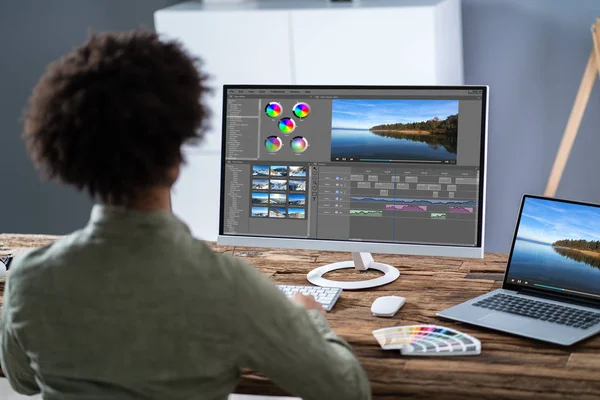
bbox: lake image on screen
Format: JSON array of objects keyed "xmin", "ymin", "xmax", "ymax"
[
  {"xmin": 508, "ymin": 197, "xmax": 600, "ymax": 295},
  {"xmin": 330, "ymin": 99, "xmax": 459, "ymax": 161}
]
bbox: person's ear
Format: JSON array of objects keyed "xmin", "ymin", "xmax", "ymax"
[{"xmin": 168, "ymin": 163, "xmax": 180, "ymax": 185}]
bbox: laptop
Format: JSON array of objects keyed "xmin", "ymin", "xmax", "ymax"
[{"xmin": 437, "ymin": 194, "xmax": 600, "ymax": 346}]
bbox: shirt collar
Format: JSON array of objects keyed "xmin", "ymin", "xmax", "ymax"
[{"xmin": 87, "ymin": 204, "xmax": 191, "ymax": 234}]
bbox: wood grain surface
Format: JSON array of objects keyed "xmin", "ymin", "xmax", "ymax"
[{"xmin": 1, "ymin": 234, "xmax": 600, "ymax": 399}]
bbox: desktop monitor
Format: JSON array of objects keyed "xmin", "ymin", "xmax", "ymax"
[{"xmin": 218, "ymin": 85, "xmax": 489, "ymax": 289}]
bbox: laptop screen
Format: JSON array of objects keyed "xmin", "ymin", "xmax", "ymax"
[{"xmin": 505, "ymin": 196, "xmax": 600, "ymax": 301}]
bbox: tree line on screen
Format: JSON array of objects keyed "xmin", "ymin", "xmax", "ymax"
[
  {"xmin": 370, "ymin": 114, "xmax": 458, "ymax": 135},
  {"xmin": 552, "ymin": 239, "xmax": 600, "ymax": 251}
]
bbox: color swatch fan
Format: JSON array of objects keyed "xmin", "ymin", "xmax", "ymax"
[{"xmin": 372, "ymin": 325, "xmax": 481, "ymax": 356}]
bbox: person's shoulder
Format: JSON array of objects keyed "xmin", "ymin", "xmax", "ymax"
[
  {"xmin": 9, "ymin": 243, "xmax": 52, "ymax": 278},
  {"xmin": 188, "ymin": 239, "xmax": 259, "ymax": 281},
  {"xmin": 192, "ymin": 239, "xmax": 241, "ymax": 267},
  {"xmin": 8, "ymin": 232, "xmax": 84, "ymax": 283}
]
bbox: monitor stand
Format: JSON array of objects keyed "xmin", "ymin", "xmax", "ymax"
[{"xmin": 306, "ymin": 252, "xmax": 400, "ymax": 290}]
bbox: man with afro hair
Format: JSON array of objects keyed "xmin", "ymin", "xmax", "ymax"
[{"xmin": 0, "ymin": 30, "xmax": 370, "ymax": 400}]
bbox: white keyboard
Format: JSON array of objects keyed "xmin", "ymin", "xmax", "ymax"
[{"xmin": 277, "ymin": 285, "xmax": 342, "ymax": 312}]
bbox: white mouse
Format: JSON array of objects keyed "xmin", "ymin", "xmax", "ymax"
[{"xmin": 371, "ymin": 296, "xmax": 406, "ymax": 317}]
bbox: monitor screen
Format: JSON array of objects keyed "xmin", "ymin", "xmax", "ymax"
[
  {"xmin": 219, "ymin": 85, "xmax": 488, "ymax": 256},
  {"xmin": 505, "ymin": 196, "xmax": 600, "ymax": 301}
]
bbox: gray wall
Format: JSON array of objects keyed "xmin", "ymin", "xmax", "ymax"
[
  {"xmin": 0, "ymin": 0, "xmax": 182, "ymax": 234},
  {"xmin": 2, "ymin": 0, "xmax": 600, "ymax": 254},
  {"xmin": 463, "ymin": 0, "xmax": 600, "ymax": 252}
]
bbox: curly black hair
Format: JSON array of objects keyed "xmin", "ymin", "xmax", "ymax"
[{"xmin": 23, "ymin": 29, "xmax": 210, "ymax": 204}]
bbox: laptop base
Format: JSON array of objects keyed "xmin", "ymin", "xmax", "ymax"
[{"xmin": 437, "ymin": 289, "xmax": 600, "ymax": 346}]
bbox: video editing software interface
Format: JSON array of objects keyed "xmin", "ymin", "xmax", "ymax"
[
  {"xmin": 221, "ymin": 86, "xmax": 486, "ymax": 247},
  {"xmin": 506, "ymin": 197, "xmax": 600, "ymax": 300}
]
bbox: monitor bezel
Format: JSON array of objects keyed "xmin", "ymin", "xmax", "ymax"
[
  {"xmin": 218, "ymin": 84, "xmax": 489, "ymax": 258},
  {"xmin": 503, "ymin": 194, "xmax": 600, "ymax": 304}
]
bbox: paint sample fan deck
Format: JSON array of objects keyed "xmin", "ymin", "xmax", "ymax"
[{"xmin": 372, "ymin": 325, "xmax": 481, "ymax": 356}]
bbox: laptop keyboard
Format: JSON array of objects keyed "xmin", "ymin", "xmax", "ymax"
[{"xmin": 473, "ymin": 293, "xmax": 600, "ymax": 329}]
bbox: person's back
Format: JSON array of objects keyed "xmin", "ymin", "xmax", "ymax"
[{"xmin": 0, "ymin": 30, "xmax": 371, "ymax": 399}]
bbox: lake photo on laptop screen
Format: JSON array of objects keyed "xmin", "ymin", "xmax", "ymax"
[
  {"xmin": 509, "ymin": 197, "xmax": 600, "ymax": 295},
  {"xmin": 330, "ymin": 99, "xmax": 458, "ymax": 162}
]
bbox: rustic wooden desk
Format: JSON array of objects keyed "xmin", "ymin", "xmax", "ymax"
[{"xmin": 2, "ymin": 233, "xmax": 600, "ymax": 399}]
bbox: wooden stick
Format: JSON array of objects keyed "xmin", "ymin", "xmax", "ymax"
[
  {"xmin": 594, "ymin": 23, "xmax": 600, "ymax": 79},
  {"xmin": 543, "ymin": 47, "xmax": 598, "ymax": 197}
]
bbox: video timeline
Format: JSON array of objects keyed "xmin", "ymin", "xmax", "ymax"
[{"xmin": 348, "ymin": 198, "xmax": 477, "ymax": 220}]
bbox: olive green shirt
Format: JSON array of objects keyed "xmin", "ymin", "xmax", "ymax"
[{"xmin": 0, "ymin": 205, "xmax": 371, "ymax": 400}]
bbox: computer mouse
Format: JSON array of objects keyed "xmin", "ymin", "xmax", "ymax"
[{"xmin": 371, "ymin": 295, "xmax": 406, "ymax": 317}]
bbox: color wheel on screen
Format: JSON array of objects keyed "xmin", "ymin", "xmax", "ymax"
[
  {"xmin": 290, "ymin": 136, "xmax": 309, "ymax": 153},
  {"xmin": 265, "ymin": 136, "xmax": 283, "ymax": 152},
  {"xmin": 372, "ymin": 325, "xmax": 481, "ymax": 356},
  {"xmin": 292, "ymin": 102, "xmax": 311, "ymax": 119},
  {"xmin": 265, "ymin": 102, "xmax": 282, "ymax": 118},
  {"xmin": 279, "ymin": 117, "xmax": 296, "ymax": 133}
]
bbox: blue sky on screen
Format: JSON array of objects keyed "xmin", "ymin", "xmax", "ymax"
[
  {"xmin": 517, "ymin": 197, "xmax": 600, "ymax": 244},
  {"xmin": 331, "ymin": 99, "xmax": 459, "ymax": 130}
]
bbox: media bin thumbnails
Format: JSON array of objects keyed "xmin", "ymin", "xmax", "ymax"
[
  {"xmin": 250, "ymin": 164, "xmax": 307, "ymax": 219},
  {"xmin": 251, "ymin": 206, "xmax": 306, "ymax": 219},
  {"xmin": 250, "ymin": 205, "xmax": 306, "ymax": 219},
  {"xmin": 252, "ymin": 165, "xmax": 306, "ymax": 177}
]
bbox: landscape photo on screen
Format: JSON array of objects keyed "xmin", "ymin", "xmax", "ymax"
[
  {"xmin": 509, "ymin": 197, "xmax": 600, "ymax": 295},
  {"xmin": 269, "ymin": 193, "xmax": 287, "ymax": 205},
  {"xmin": 330, "ymin": 99, "xmax": 459, "ymax": 161},
  {"xmin": 252, "ymin": 165, "xmax": 270, "ymax": 176},
  {"xmin": 252, "ymin": 179, "xmax": 269, "ymax": 190},
  {"xmin": 289, "ymin": 180, "xmax": 306, "ymax": 192},
  {"xmin": 288, "ymin": 193, "xmax": 306, "ymax": 206},
  {"xmin": 270, "ymin": 179, "xmax": 287, "ymax": 191},
  {"xmin": 269, "ymin": 207, "xmax": 287, "ymax": 218},
  {"xmin": 251, "ymin": 206, "xmax": 268, "ymax": 217},
  {"xmin": 289, "ymin": 166, "xmax": 307, "ymax": 177},
  {"xmin": 288, "ymin": 207, "xmax": 306, "ymax": 219},
  {"xmin": 270, "ymin": 165, "xmax": 288, "ymax": 177},
  {"xmin": 251, "ymin": 192, "xmax": 269, "ymax": 205}
]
